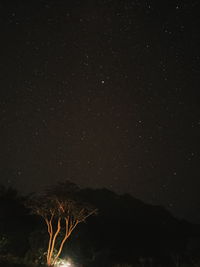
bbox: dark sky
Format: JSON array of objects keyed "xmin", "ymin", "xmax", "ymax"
[{"xmin": 0, "ymin": 0, "xmax": 200, "ymax": 222}]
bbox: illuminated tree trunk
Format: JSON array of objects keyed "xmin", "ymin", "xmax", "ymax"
[
  {"xmin": 45, "ymin": 216, "xmax": 78, "ymax": 266},
  {"xmin": 45, "ymin": 218, "xmax": 53, "ymax": 266},
  {"xmin": 52, "ymin": 218, "xmax": 79, "ymax": 265},
  {"xmin": 45, "ymin": 216, "xmax": 62, "ymax": 266},
  {"xmin": 29, "ymin": 192, "xmax": 97, "ymax": 266}
]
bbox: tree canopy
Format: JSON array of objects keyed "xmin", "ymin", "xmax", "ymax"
[{"xmin": 27, "ymin": 181, "xmax": 97, "ymax": 266}]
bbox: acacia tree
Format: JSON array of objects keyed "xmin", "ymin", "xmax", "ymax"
[{"xmin": 28, "ymin": 183, "xmax": 97, "ymax": 266}]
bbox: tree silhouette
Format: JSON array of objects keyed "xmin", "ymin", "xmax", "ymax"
[
  {"xmin": 0, "ymin": 185, "xmax": 32, "ymax": 257},
  {"xmin": 28, "ymin": 181, "xmax": 97, "ymax": 266}
]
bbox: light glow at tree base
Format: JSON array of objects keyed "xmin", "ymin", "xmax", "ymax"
[{"xmin": 55, "ymin": 258, "xmax": 73, "ymax": 267}]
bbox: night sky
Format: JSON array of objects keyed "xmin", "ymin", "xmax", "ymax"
[{"xmin": 1, "ymin": 0, "xmax": 200, "ymax": 223}]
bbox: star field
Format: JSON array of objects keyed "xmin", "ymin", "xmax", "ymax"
[{"xmin": 0, "ymin": 0, "xmax": 200, "ymax": 222}]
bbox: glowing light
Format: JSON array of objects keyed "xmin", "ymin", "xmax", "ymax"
[{"xmin": 55, "ymin": 259, "xmax": 72, "ymax": 267}]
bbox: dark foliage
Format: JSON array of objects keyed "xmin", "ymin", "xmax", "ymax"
[{"xmin": 0, "ymin": 186, "xmax": 36, "ymax": 256}]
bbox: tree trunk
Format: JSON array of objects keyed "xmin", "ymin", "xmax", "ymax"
[{"xmin": 47, "ymin": 218, "xmax": 61, "ymax": 266}]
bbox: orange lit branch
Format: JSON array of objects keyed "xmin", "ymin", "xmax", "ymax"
[{"xmin": 28, "ymin": 185, "xmax": 97, "ymax": 267}]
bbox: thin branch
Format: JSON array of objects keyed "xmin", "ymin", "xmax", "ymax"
[
  {"xmin": 68, "ymin": 219, "xmax": 79, "ymax": 234},
  {"xmin": 45, "ymin": 218, "xmax": 51, "ymax": 235},
  {"xmin": 80, "ymin": 209, "xmax": 97, "ymax": 222}
]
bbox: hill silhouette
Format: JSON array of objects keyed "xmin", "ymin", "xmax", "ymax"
[
  {"xmin": 0, "ymin": 184, "xmax": 200, "ymax": 266},
  {"xmin": 76, "ymin": 188, "xmax": 197, "ymax": 266}
]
